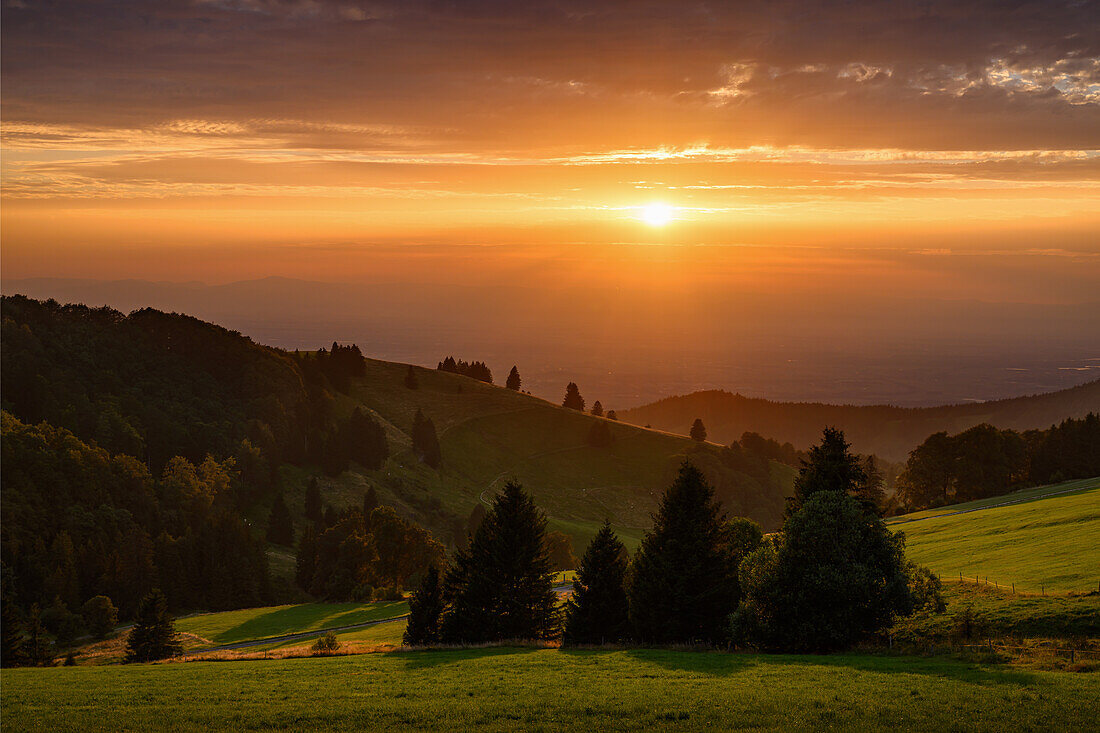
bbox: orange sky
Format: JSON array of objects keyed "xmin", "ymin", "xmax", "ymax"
[{"xmin": 2, "ymin": 1, "xmax": 1098, "ymax": 305}]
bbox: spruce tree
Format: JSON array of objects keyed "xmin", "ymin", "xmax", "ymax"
[
  {"xmin": 606, "ymin": 410, "xmax": 617, "ymax": 421},
  {"xmin": 1, "ymin": 601, "xmax": 27, "ymax": 667},
  {"xmin": 403, "ymin": 565, "xmax": 443, "ymax": 646},
  {"xmin": 562, "ymin": 382, "xmax": 585, "ymax": 411},
  {"xmin": 304, "ymin": 477, "xmax": 323, "ymax": 523},
  {"xmin": 411, "ymin": 409, "xmax": 442, "ymax": 468},
  {"xmin": 267, "ymin": 491, "xmax": 295, "ymax": 546},
  {"xmin": 404, "ymin": 365, "xmax": 419, "ymax": 390},
  {"xmin": 363, "ymin": 486, "xmax": 380, "ymax": 523},
  {"xmin": 563, "ymin": 521, "xmax": 630, "ymax": 645},
  {"xmin": 690, "ymin": 418, "xmax": 707, "ymax": 442},
  {"xmin": 125, "ymin": 589, "xmax": 181, "ymax": 663},
  {"xmin": 23, "ymin": 604, "xmax": 53, "ymax": 666},
  {"xmin": 441, "ymin": 481, "xmax": 559, "ymax": 642},
  {"xmin": 627, "ymin": 462, "xmax": 737, "ymax": 644},
  {"xmin": 295, "ymin": 524, "xmax": 318, "ymax": 591},
  {"xmin": 786, "ymin": 427, "xmax": 867, "ymax": 518},
  {"xmin": 506, "ymin": 366, "xmax": 522, "ymax": 391},
  {"xmin": 591, "ymin": 400, "xmax": 604, "ymax": 417}
]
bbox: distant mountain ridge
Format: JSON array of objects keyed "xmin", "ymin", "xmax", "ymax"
[{"xmin": 619, "ymin": 380, "xmax": 1100, "ymax": 461}]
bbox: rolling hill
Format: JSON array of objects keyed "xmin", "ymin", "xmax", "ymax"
[{"xmin": 620, "ymin": 381, "xmax": 1100, "ymax": 461}]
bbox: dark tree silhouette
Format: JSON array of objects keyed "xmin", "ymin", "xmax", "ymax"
[
  {"xmin": 628, "ymin": 462, "xmax": 737, "ymax": 644},
  {"xmin": 544, "ymin": 531, "xmax": 578, "ymax": 570},
  {"xmin": 606, "ymin": 410, "xmax": 617, "ymax": 421},
  {"xmin": 295, "ymin": 524, "xmax": 317, "ymax": 591},
  {"xmin": 506, "ymin": 366, "xmax": 522, "ymax": 391},
  {"xmin": 786, "ymin": 427, "xmax": 866, "ymax": 518},
  {"xmin": 403, "ymin": 565, "xmax": 443, "ymax": 646},
  {"xmin": 690, "ymin": 418, "xmax": 707, "ymax": 442},
  {"xmin": 81, "ymin": 595, "xmax": 119, "ymax": 640},
  {"xmin": 341, "ymin": 407, "xmax": 388, "ymax": 470},
  {"xmin": 411, "ymin": 409, "xmax": 442, "ymax": 468},
  {"xmin": 563, "ymin": 521, "xmax": 630, "ymax": 645},
  {"xmin": 363, "ymin": 486, "xmax": 379, "ymax": 522},
  {"xmin": 1, "ymin": 601, "xmax": 27, "ymax": 667},
  {"xmin": 562, "ymin": 382, "xmax": 585, "ymax": 411},
  {"xmin": 267, "ymin": 491, "xmax": 295, "ymax": 546},
  {"xmin": 441, "ymin": 481, "xmax": 559, "ymax": 642},
  {"xmin": 404, "ymin": 365, "xmax": 419, "ymax": 390},
  {"xmin": 304, "ymin": 477, "xmax": 323, "ymax": 523},
  {"xmin": 591, "ymin": 401, "xmax": 603, "ymax": 417},
  {"xmin": 125, "ymin": 589, "xmax": 181, "ymax": 662}
]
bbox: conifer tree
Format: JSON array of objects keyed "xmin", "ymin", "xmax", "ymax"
[
  {"xmin": 562, "ymin": 382, "xmax": 585, "ymax": 411},
  {"xmin": 591, "ymin": 400, "xmax": 604, "ymax": 417},
  {"xmin": 23, "ymin": 604, "xmax": 53, "ymax": 666},
  {"xmin": 404, "ymin": 365, "xmax": 419, "ymax": 390},
  {"xmin": 441, "ymin": 481, "xmax": 559, "ymax": 642},
  {"xmin": 786, "ymin": 427, "xmax": 867, "ymax": 518},
  {"xmin": 267, "ymin": 491, "xmax": 295, "ymax": 546},
  {"xmin": 690, "ymin": 418, "xmax": 707, "ymax": 442},
  {"xmin": 1, "ymin": 601, "xmax": 27, "ymax": 667},
  {"xmin": 606, "ymin": 410, "xmax": 618, "ymax": 421},
  {"xmin": 125, "ymin": 589, "xmax": 181, "ymax": 663},
  {"xmin": 563, "ymin": 521, "xmax": 630, "ymax": 645},
  {"xmin": 81, "ymin": 596, "xmax": 119, "ymax": 640},
  {"xmin": 363, "ymin": 486, "xmax": 379, "ymax": 523},
  {"xmin": 304, "ymin": 477, "xmax": 323, "ymax": 523},
  {"xmin": 403, "ymin": 565, "xmax": 443, "ymax": 646},
  {"xmin": 627, "ymin": 462, "xmax": 737, "ymax": 644},
  {"xmin": 506, "ymin": 366, "xmax": 522, "ymax": 391},
  {"xmin": 411, "ymin": 409, "xmax": 442, "ymax": 468},
  {"xmin": 295, "ymin": 524, "xmax": 317, "ymax": 591}
]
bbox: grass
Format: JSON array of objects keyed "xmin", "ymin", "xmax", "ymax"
[
  {"xmin": 175, "ymin": 600, "xmax": 408, "ymax": 647},
  {"xmin": 890, "ymin": 477, "xmax": 1100, "ymax": 594},
  {"xmin": 5, "ymin": 648, "xmax": 1099, "ymax": 731}
]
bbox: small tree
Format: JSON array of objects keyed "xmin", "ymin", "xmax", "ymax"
[
  {"xmin": 267, "ymin": 491, "xmax": 295, "ymax": 546},
  {"xmin": 591, "ymin": 401, "xmax": 604, "ymax": 417},
  {"xmin": 81, "ymin": 596, "xmax": 119, "ymax": 639},
  {"xmin": 411, "ymin": 409, "xmax": 442, "ymax": 468},
  {"xmin": 125, "ymin": 589, "xmax": 181, "ymax": 663},
  {"xmin": 404, "ymin": 365, "xmax": 419, "ymax": 390},
  {"xmin": 304, "ymin": 477, "xmax": 323, "ymax": 523},
  {"xmin": 544, "ymin": 531, "xmax": 578, "ymax": 570},
  {"xmin": 363, "ymin": 486, "xmax": 380, "ymax": 522},
  {"xmin": 606, "ymin": 410, "xmax": 617, "ymax": 421},
  {"xmin": 690, "ymin": 418, "xmax": 707, "ymax": 442},
  {"xmin": 403, "ymin": 565, "xmax": 443, "ymax": 646},
  {"xmin": 562, "ymin": 382, "xmax": 585, "ymax": 411},
  {"xmin": 506, "ymin": 366, "xmax": 522, "ymax": 391},
  {"xmin": 563, "ymin": 521, "xmax": 630, "ymax": 645}
]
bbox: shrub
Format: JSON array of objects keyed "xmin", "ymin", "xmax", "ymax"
[
  {"xmin": 907, "ymin": 563, "xmax": 947, "ymax": 614},
  {"xmin": 81, "ymin": 596, "xmax": 119, "ymax": 639},
  {"xmin": 312, "ymin": 632, "xmax": 340, "ymax": 653},
  {"xmin": 372, "ymin": 586, "xmax": 404, "ymax": 602}
]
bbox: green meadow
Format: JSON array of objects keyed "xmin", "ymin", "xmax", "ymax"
[
  {"xmin": 176, "ymin": 600, "xmax": 409, "ymax": 647},
  {"xmin": 890, "ymin": 477, "xmax": 1100, "ymax": 594},
  {"xmin": 5, "ymin": 648, "xmax": 1098, "ymax": 732}
]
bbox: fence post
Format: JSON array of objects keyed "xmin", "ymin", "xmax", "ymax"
[{"xmin": 1071, "ymin": 649, "xmax": 1075, "ymax": 663}]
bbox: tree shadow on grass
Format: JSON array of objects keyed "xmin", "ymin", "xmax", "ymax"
[
  {"xmin": 213, "ymin": 605, "xmax": 340, "ymax": 643},
  {"xmin": 611, "ymin": 647, "xmax": 1039, "ymax": 687},
  {"xmin": 381, "ymin": 644, "xmax": 547, "ymax": 670}
]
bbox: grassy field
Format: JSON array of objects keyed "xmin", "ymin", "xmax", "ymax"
[
  {"xmin": 890, "ymin": 477, "xmax": 1100, "ymax": 594},
  {"xmin": 174, "ymin": 600, "xmax": 409, "ymax": 647},
  {"xmin": 5, "ymin": 648, "xmax": 1099, "ymax": 731}
]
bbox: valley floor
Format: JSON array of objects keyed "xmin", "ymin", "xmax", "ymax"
[{"xmin": 4, "ymin": 647, "xmax": 1099, "ymax": 732}]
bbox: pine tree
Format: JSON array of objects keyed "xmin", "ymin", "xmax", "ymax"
[
  {"xmin": 363, "ymin": 486, "xmax": 380, "ymax": 523},
  {"xmin": 295, "ymin": 524, "xmax": 318, "ymax": 591},
  {"xmin": 304, "ymin": 477, "xmax": 323, "ymax": 523},
  {"xmin": 441, "ymin": 481, "xmax": 559, "ymax": 642},
  {"xmin": 125, "ymin": 589, "xmax": 181, "ymax": 663},
  {"xmin": 628, "ymin": 462, "xmax": 737, "ymax": 644},
  {"xmin": 786, "ymin": 427, "xmax": 867, "ymax": 518},
  {"xmin": 591, "ymin": 400, "xmax": 603, "ymax": 417},
  {"xmin": 690, "ymin": 418, "xmax": 707, "ymax": 442},
  {"xmin": 24, "ymin": 604, "xmax": 53, "ymax": 666},
  {"xmin": 563, "ymin": 521, "xmax": 630, "ymax": 645},
  {"xmin": 403, "ymin": 565, "xmax": 443, "ymax": 646},
  {"xmin": 404, "ymin": 365, "xmax": 419, "ymax": 390},
  {"xmin": 606, "ymin": 410, "xmax": 618, "ymax": 421},
  {"xmin": 411, "ymin": 409, "xmax": 442, "ymax": 468},
  {"xmin": 1, "ymin": 601, "xmax": 27, "ymax": 667},
  {"xmin": 854, "ymin": 455, "xmax": 887, "ymax": 516},
  {"xmin": 562, "ymin": 382, "xmax": 585, "ymax": 411},
  {"xmin": 267, "ymin": 491, "xmax": 295, "ymax": 546},
  {"xmin": 506, "ymin": 366, "xmax": 522, "ymax": 391}
]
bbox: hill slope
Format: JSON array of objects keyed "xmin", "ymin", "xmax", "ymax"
[
  {"xmin": 620, "ymin": 381, "xmax": 1100, "ymax": 461},
  {"xmin": 888, "ymin": 477, "xmax": 1100, "ymax": 594}
]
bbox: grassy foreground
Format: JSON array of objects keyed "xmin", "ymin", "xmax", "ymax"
[
  {"xmin": 4, "ymin": 648, "xmax": 1098, "ymax": 731},
  {"xmin": 891, "ymin": 477, "xmax": 1100, "ymax": 594}
]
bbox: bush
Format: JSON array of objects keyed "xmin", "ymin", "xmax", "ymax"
[
  {"xmin": 907, "ymin": 564, "xmax": 947, "ymax": 614},
  {"xmin": 81, "ymin": 596, "xmax": 119, "ymax": 639},
  {"xmin": 372, "ymin": 585, "xmax": 404, "ymax": 602},
  {"xmin": 312, "ymin": 632, "xmax": 340, "ymax": 653}
]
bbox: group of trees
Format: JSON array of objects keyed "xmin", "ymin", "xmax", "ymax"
[
  {"xmin": 321, "ymin": 407, "xmax": 388, "ymax": 476},
  {"xmin": 896, "ymin": 414, "xmax": 1100, "ymax": 510},
  {"xmin": 411, "ymin": 409, "xmax": 442, "ymax": 468},
  {"xmin": 406, "ymin": 428, "xmax": 923, "ymax": 651},
  {"xmin": 437, "ymin": 357, "xmax": 492, "ymax": 384}
]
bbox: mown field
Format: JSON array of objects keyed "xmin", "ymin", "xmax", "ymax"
[
  {"xmin": 176, "ymin": 600, "xmax": 409, "ymax": 647},
  {"xmin": 890, "ymin": 477, "xmax": 1100, "ymax": 594},
  {"xmin": 5, "ymin": 648, "xmax": 1099, "ymax": 732}
]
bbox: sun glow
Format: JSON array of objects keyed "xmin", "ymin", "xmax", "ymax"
[{"xmin": 639, "ymin": 202, "xmax": 674, "ymax": 226}]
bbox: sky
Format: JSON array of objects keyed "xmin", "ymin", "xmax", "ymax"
[{"xmin": 2, "ymin": 0, "xmax": 1099, "ymax": 404}]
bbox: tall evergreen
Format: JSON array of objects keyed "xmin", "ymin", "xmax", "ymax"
[
  {"xmin": 403, "ymin": 564, "xmax": 443, "ymax": 646},
  {"xmin": 341, "ymin": 407, "xmax": 388, "ymax": 470},
  {"xmin": 363, "ymin": 486, "xmax": 380, "ymax": 523},
  {"xmin": 591, "ymin": 400, "xmax": 604, "ymax": 417},
  {"xmin": 304, "ymin": 477, "xmax": 323, "ymax": 523},
  {"xmin": 267, "ymin": 491, "xmax": 295, "ymax": 546},
  {"xmin": 125, "ymin": 589, "xmax": 181, "ymax": 663},
  {"xmin": 411, "ymin": 409, "xmax": 442, "ymax": 468},
  {"xmin": 404, "ymin": 365, "xmax": 419, "ymax": 390},
  {"xmin": 1, "ymin": 602, "xmax": 27, "ymax": 667},
  {"xmin": 563, "ymin": 521, "xmax": 630, "ymax": 645},
  {"xmin": 562, "ymin": 382, "xmax": 585, "ymax": 411},
  {"xmin": 441, "ymin": 481, "xmax": 559, "ymax": 642},
  {"xmin": 295, "ymin": 524, "xmax": 318, "ymax": 591},
  {"xmin": 627, "ymin": 462, "xmax": 737, "ymax": 644},
  {"xmin": 23, "ymin": 604, "xmax": 53, "ymax": 666},
  {"xmin": 690, "ymin": 418, "xmax": 707, "ymax": 442},
  {"xmin": 506, "ymin": 366, "xmax": 522, "ymax": 391},
  {"xmin": 786, "ymin": 427, "xmax": 867, "ymax": 518}
]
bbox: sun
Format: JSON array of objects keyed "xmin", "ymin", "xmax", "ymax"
[{"xmin": 639, "ymin": 202, "xmax": 674, "ymax": 226}]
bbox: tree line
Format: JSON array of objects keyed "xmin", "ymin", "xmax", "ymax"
[
  {"xmin": 437, "ymin": 357, "xmax": 493, "ymax": 384},
  {"xmin": 896, "ymin": 414, "xmax": 1100, "ymax": 510}
]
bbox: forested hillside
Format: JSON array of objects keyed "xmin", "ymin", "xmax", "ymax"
[{"xmin": 620, "ymin": 381, "xmax": 1100, "ymax": 461}]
